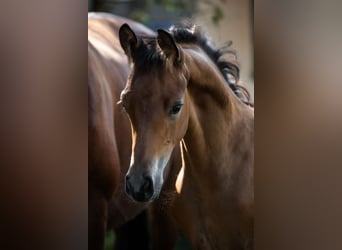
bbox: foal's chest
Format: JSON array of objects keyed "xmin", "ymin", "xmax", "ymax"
[{"xmin": 179, "ymin": 178, "xmax": 242, "ymax": 249}]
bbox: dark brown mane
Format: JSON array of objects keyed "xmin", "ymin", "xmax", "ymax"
[
  {"xmin": 134, "ymin": 23, "xmax": 253, "ymax": 106},
  {"xmin": 169, "ymin": 23, "xmax": 252, "ymax": 106}
]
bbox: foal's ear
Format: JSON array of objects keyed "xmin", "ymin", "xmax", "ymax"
[
  {"xmin": 157, "ymin": 29, "xmax": 180, "ymax": 63},
  {"xmin": 119, "ymin": 24, "xmax": 138, "ymax": 62}
]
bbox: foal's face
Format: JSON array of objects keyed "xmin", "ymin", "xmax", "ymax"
[
  {"xmin": 120, "ymin": 66, "xmax": 188, "ymax": 202},
  {"xmin": 119, "ymin": 23, "xmax": 188, "ymax": 202}
]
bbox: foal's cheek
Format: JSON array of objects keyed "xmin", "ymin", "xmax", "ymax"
[{"xmin": 172, "ymin": 119, "xmax": 186, "ymax": 142}]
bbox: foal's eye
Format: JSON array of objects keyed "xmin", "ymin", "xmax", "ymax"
[{"xmin": 169, "ymin": 103, "xmax": 183, "ymax": 116}]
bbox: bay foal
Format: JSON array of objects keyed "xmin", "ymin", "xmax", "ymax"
[{"xmin": 119, "ymin": 23, "xmax": 254, "ymax": 249}]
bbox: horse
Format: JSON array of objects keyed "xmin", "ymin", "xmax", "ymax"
[
  {"xmin": 88, "ymin": 13, "xmax": 182, "ymax": 250},
  {"xmin": 119, "ymin": 22, "xmax": 254, "ymax": 249}
]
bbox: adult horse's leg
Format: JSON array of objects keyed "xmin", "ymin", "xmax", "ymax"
[
  {"xmin": 88, "ymin": 133, "xmax": 119, "ymax": 250},
  {"xmin": 89, "ymin": 186, "xmax": 108, "ymax": 250}
]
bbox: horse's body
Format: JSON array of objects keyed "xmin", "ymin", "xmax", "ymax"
[
  {"xmin": 88, "ymin": 13, "xmax": 170, "ymax": 250},
  {"xmin": 119, "ymin": 23, "xmax": 254, "ymax": 249}
]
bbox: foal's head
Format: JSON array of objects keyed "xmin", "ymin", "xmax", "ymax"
[{"xmin": 119, "ymin": 24, "xmax": 189, "ymax": 202}]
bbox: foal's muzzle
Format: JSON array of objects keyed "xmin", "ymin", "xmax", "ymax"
[{"xmin": 125, "ymin": 174, "xmax": 154, "ymax": 202}]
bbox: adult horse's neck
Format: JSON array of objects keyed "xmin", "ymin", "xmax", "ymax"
[{"xmin": 182, "ymin": 47, "xmax": 253, "ymax": 198}]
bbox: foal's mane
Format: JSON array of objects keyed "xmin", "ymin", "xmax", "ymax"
[{"xmin": 135, "ymin": 23, "xmax": 253, "ymax": 106}]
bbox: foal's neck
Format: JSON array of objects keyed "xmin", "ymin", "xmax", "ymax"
[{"xmin": 182, "ymin": 49, "xmax": 253, "ymax": 183}]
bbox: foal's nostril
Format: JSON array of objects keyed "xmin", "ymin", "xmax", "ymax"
[
  {"xmin": 125, "ymin": 174, "xmax": 154, "ymax": 202},
  {"xmin": 141, "ymin": 176, "xmax": 154, "ymax": 198}
]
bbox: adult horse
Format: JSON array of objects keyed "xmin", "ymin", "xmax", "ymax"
[
  {"xmin": 88, "ymin": 13, "xmax": 182, "ymax": 250},
  {"xmin": 119, "ymin": 23, "xmax": 254, "ymax": 249}
]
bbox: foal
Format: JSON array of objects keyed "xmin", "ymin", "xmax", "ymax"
[{"xmin": 119, "ymin": 23, "xmax": 254, "ymax": 249}]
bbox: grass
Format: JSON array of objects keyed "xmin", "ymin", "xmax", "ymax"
[{"xmin": 104, "ymin": 230, "xmax": 115, "ymax": 250}]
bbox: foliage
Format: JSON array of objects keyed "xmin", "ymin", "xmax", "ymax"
[
  {"xmin": 149, "ymin": 0, "xmax": 194, "ymax": 14},
  {"xmin": 212, "ymin": 5, "xmax": 224, "ymax": 24},
  {"xmin": 125, "ymin": 0, "xmax": 226, "ymax": 26}
]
